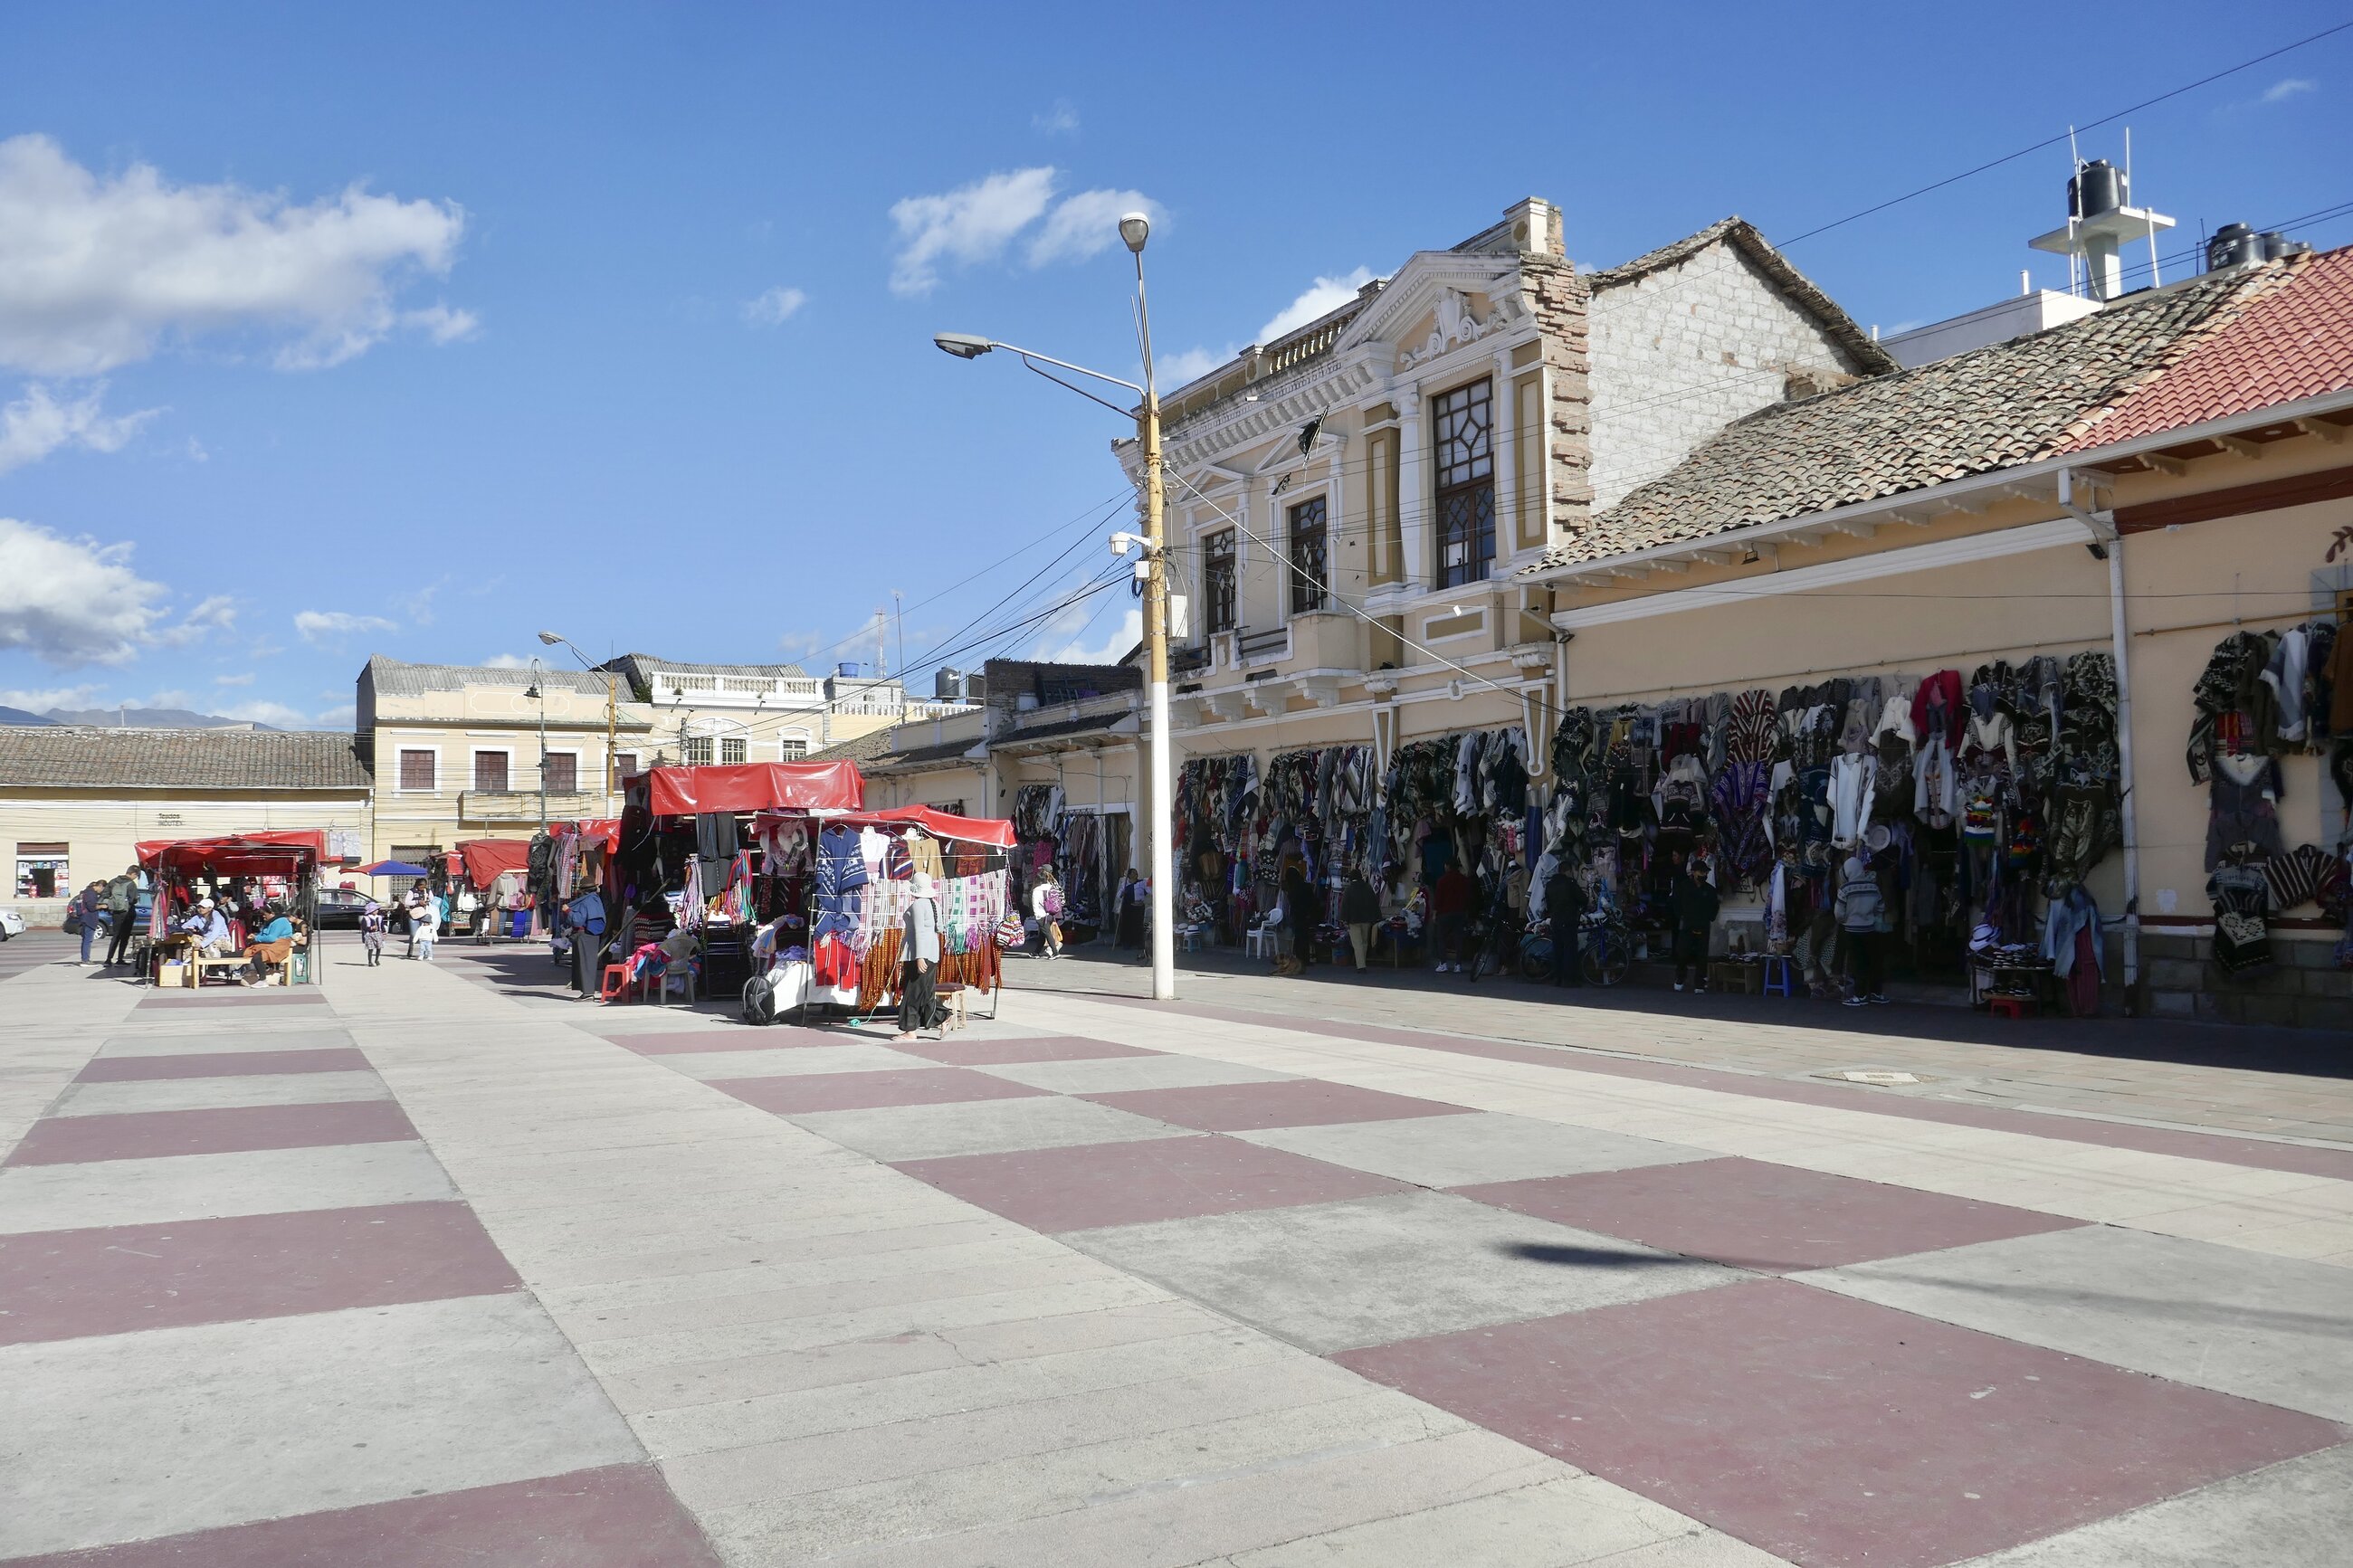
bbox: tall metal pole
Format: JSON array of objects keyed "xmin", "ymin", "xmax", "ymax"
[
  {"xmin": 1134, "ymin": 249, "xmax": 1176, "ymax": 1002},
  {"xmin": 533, "ymin": 659, "xmax": 549, "ymax": 834},
  {"xmin": 605, "ymin": 670, "xmax": 618, "ymax": 814}
]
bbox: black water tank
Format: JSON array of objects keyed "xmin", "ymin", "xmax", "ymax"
[
  {"xmin": 2207, "ymin": 223, "xmax": 2259, "ymax": 271},
  {"xmin": 2257, "ymin": 231, "xmax": 2309, "ymax": 261},
  {"xmin": 2070, "ymin": 159, "xmax": 2127, "ymax": 219}
]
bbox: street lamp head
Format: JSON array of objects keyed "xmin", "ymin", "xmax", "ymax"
[
  {"xmin": 523, "ymin": 684, "xmax": 541, "ymax": 699},
  {"xmin": 535, "ymin": 631, "xmax": 563, "ymax": 646},
  {"xmin": 932, "ymin": 333, "xmax": 995, "ymax": 359},
  {"xmin": 1118, "ymin": 212, "xmax": 1150, "ymax": 254}
]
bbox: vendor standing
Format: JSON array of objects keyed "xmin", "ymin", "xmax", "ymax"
[
  {"xmin": 566, "ymin": 886, "xmax": 606, "ymax": 998},
  {"xmin": 894, "ymin": 871, "xmax": 943, "ymax": 1040}
]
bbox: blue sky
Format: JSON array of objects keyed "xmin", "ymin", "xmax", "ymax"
[{"xmin": 2, "ymin": 2, "xmax": 2346, "ymax": 727}]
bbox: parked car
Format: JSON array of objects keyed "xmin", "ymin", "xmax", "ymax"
[
  {"xmin": 0, "ymin": 908, "xmax": 24, "ymax": 940},
  {"xmin": 310, "ymin": 889, "xmax": 375, "ymax": 930}
]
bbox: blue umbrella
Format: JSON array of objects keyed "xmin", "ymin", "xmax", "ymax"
[{"xmin": 357, "ymin": 860, "xmax": 431, "ymax": 877}]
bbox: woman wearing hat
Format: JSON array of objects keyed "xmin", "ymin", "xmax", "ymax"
[{"xmin": 895, "ymin": 871, "xmax": 944, "ymax": 1040}]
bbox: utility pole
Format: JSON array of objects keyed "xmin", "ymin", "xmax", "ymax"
[{"xmin": 1124, "ymin": 214, "xmax": 1176, "ymax": 1003}]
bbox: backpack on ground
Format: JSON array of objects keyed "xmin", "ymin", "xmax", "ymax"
[{"xmin": 742, "ymin": 974, "xmax": 776, "ymax": 1026}]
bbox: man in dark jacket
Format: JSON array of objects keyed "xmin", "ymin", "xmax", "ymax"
[
  {"xmin": 1666, "ymin": 851, "xmax": 1720, "ymax": 993},
  {"xmin": 1543, "ymin": 862, "xmax": 1586, "ymax": 987},
  {"xmin": 103, "ymin": 867, "xmax": 140, "ymax": 967}
]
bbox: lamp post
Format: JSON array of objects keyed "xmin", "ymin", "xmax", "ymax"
[
  {"xmin": 525, "ymin": 660, "xmax": 548, "ymax": 832},
  {"xmin": 933, "ymin": 211, "xmax": 1176, "ymax": 1001},
  {"xmin": 538, "ymin": 631, "xmax": 618, "ymax": 815}
]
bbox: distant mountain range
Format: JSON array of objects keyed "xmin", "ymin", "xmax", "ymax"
[{"xmin": 0, "ymin": 707, "xmax": 277, "ymax": 730}]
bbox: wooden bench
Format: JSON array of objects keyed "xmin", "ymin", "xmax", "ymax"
[{"xmin": 192, "ymin": 955, "xmax": 249, "ymax": 986}]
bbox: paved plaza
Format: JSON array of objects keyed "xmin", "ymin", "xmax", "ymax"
[{"xmin": 3, "ymin": 934, "xmax": 2349, "ymax": 1566}]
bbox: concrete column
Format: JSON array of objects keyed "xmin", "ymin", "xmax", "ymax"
[{"xmin": 1490, "ymin": 350, "xmax": 1518, "ymax": 559}]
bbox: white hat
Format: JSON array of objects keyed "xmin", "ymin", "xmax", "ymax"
[
  {"xmin": 910, "ymin": 871, "xmax": 936, "ymax": 899},
  {"xmin": 197, "ymin": 898, "xmax": 214, "ymax": 908}
]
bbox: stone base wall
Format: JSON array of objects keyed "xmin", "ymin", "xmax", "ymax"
[{"xmin": 2139, "ymin": 929, "xmax": 2353, "ymax": 1031}]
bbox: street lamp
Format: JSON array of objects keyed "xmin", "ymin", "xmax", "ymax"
[
  {"xmin": 538, "ymin": 630, "xmax": 620, "ymax": 814},
  {"xmin": 933, "ymin": 209, "xmax": 1176, "ymax": 1002},
  {"xmin": 525, "ymin": 659, "xmax": 548, "ymax": 832}
]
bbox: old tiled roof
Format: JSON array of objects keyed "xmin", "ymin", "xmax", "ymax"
[
  {"xmin": 362, "ymin": 655, "xmax": 614, "ymax": 698},
  {"xmin": 808, "ymin": 727, "xmax": 976, "ymax": 770},
  {"xmin": 0, "ymin": 727, "xmax": 372, "ymax": 790},
  {"xmin": 1535, "ymin": 264, "xmax": 2272, "ymax": 570},
  {"xmin": 2058, "ymin": 247, "xmax": 2352, "ymax": 451},
  {"xmin": 1589, "ymin": 217, "xmax": 1899, "ymax": 376}
]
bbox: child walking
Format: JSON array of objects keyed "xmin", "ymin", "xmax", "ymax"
[{"xmin": 359, "ymin": 902, "xmax": 386, "ymax": 966}]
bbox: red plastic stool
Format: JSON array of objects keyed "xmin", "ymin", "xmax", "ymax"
[
  {"xmin": 599, "ymin": 963, "xmax": 635, "ymax": 1003},
  {"xmin": 1987, "ymin": 993, "xmax": 2034, "ymax": 1020}
]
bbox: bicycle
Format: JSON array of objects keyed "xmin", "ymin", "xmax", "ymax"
[{"xmin": 1577, "ymin": 908, "xmax": 1634, "ymax": 987}]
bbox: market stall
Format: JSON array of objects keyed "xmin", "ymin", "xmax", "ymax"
[
  {"xmin": 136, "ymin": 830, "xmax": 328, "ymax": 988},
  {"xmin": 454, "ymin": 838, "xmax": 535, "ymax": 938}
]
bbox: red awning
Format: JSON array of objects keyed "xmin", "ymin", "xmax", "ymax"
[
  {"xmin": 861, "ymin": 804, "xmax": 1015, "ymax": 848},
  {"xmin": 455, "ymin": 838, "xmax": 532, "ymax": 885},
  {"xmin": 565, "ymin": 818, "xmax": 620, "ymax": 850},
  {"xmin": 137, "ymin": 831, "xmax": 328, "ymax": 878},
  {"xmin": 644, "ymin": 761, "xmax": 864, "ymax": 816}
]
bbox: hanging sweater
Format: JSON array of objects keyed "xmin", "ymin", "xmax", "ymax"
[{"xmin": 1829, "ymin": 754, "xmax": 1877, "ymax": 847}]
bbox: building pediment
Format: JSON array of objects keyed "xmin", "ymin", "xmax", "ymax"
[{"xmin": 1337, "ymin": 252, "xmax": 1529, "ymax": 360}]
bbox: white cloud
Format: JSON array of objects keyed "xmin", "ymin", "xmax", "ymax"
[
  {"xmin": 214, "ymin": 670, "xmax": 254, "ymax": 686},
  {"xmin": 1028, "ymin": 189, "xmax": 1160, "ymax": 268},
  {"xmin": 0, "ymin": 518, "xmax": 167, "ymax": 665},
  {"xmin": 0, "ymin": 133, "xmax": 470, "ymax": 375},
  {"xmin": 2262, "ymin": 78, "xmax": 2316, "ymax": 103},
  {"xmin": 313, "ymin": 702, "xmax": 357, "ymax": 727},
  {"xmin": 1257, "ymin": 267, "xmax": 1377, "ymax": 344},
  {"xmin": 0, "ymin": 382, "xmax": 160, "ymax": 474},
  {"xmin": 218, "ymin": 698, "xmax": 310, "ymax": 727},
  {"xmin": 293, "ymin": 609, "xmax": 396, "ymax": 645},
  {"xmin": 1033, "ymin": 100, "xmax": 1080, "ymax": 135},
  {"xmin": 0, "ymin": 682, "xmax": 100, "ymax": 710},
  {"xmin": 143, "ymin": 688, "xmax": 196, "ymax": 708},
  {"xmin": 1036, "ymin": 605, "xmax": 1141, "ymax": 666},
  {"xmin": 889, "ymin": 166, "xmax": 1058, "ymax": 297},
  {"xmin": 156, "ymin": 594, "xmax": 237, "ymax": 647},
  {"xmin": 395, "ymin": 576, "xmax": 449, "ymax": 627},
  {"xmin": 480, "ymin": 652, "xmax": 532, "ymax": 669},
  {"xmin": 1157, "ymin": 345, "xmax": 1235, "ymax": 388},
  {"xmin": 743, "ymin": 286, "xmax": 807, "ymax": 326},
  {"xmin": 776, "ymin": 630, "xmax": 826, "ymax": 660}
]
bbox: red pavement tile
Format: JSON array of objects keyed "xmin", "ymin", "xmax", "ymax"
[
  {"xmin": 1453, "ymin": 1158, "xmax": 2081, "ymax": 1273},
  {"xmin": 1081, "ymin": 1079, "xmax": 1464, "ymax": 1133},
  {"xmin": 710, "ymin": 1067, "xmax": 1050, "ymax": 1116},
  {"xmin": 0, "ymin": 1202, "xmax": 519, "ymax": 1345},
  {"xmin": 75, "ymin": 1049, "xmax": 372, "ymax": 1082},
  {"xmin": 599, "ymin": 1029, "xmax": 839, "ymax": 1055},
  {"xmin": 894, "ymin": 1135, "xmax": 1407, "ymax": 1231},
  {"xmin": 134, "ymin": 990, "xmax": 329, "ymax": 1010},
  {"xmin": 4, "ymin": 1101, "xmax": 418, "ymax": 1167},
  {"xmin": 891, "ymin": 1034, "xmax": 1164, "ymax": 1066},
  {"xmin": 3, "ymin": 1462, "xmax": 722, "ymax": 1566},
  {"xmin": 1336, "ymin": 1278, "xmax": 2346, "ymax": 1568}
]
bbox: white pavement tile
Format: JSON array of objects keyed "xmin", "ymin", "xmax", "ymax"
[
  {"xmin": 786, "ymin": 1095, "xmax": 1192, "ymax": 1162},
  {"xmin": 972, "ymin": 1055, "xmax": 1297, "ymax": 1093},
  {"xmin": 0, "ymin": 1292, "xmax": 641, "ymax": 1559},
  {"xmin": 1953, "ymin": 1443, "xmax": 2353, "ymax": 1566},
  {"xmin": 1221, "ymin": 1474, "xmax": 1794, "ymax": 1567},
  {"xmin": 1067, "ymin": 1191, "xmax": 1737, "ymax": 1354},
  {"xmin": 47, "ymin": 1070, "xmax": 390, "ymax": 1117},
  {"xmin": 652, "ymin": 1043, "xmax": 937, "ymax": 1081},
  {"xmin": 1803, "ymin": 1225, "xmax": 2353, "ymax": 1421},
  {"xmin": 94, "ymin": 1025, "xmax": 356, "ymax": 1054},
  {"xmin": 1233, "ymin": 1111, "xmax": 1713, "ymax": 1189},
  {"xmin": 0, "ymin": 1140, "xmax": 455, "ymax": 1233}
]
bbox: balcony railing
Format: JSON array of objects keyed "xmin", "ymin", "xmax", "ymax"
[{"xmin": 1235, "ymin": 626, "xmax": 1291, "ymax": 662}]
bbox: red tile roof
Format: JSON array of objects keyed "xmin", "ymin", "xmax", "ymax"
[{"xmin": 2061, "ymin": 246, "xmax": 2353, "ymax": 452}]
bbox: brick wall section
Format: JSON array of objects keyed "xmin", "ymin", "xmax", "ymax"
[
  {"xmin": 1521, "ymin": 255, "xmax": 1594, "ymax": 540},
  {"xmin": 1585, "ymin": 243, "xmax": 1865, "ymax": 513}
]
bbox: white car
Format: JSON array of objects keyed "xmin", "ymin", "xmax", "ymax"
[{"xmin": 0, "ymin": 908, "xmax": 24, "ymax": 940}]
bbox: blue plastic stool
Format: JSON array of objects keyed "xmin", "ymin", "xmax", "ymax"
[{"xmin": 1760, "ymin": 955, "xmax": 1795, "ymax": 997}]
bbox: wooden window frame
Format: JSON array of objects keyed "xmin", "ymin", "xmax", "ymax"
[
  {"xmin": 1433, "ymin": 377, "xmax": 1496, "ymax": 589},
  {"xmin": 1203, "ymin": 527, "xmax": 1237, "ymax": 634},
  {"xmin": 470, "ymin": 748, "xmax": 512, "ymax": 794},
  {"xmin": 396, "ymin": 748, "xmax": 438, "ymax": 794},
  {"xmin": 540, "ymin": 749, "xmax": 579, "ymax": 794},
  {"xmin": 1287, "ymin": 495, "xmax": 1329, "ymax": 615}
]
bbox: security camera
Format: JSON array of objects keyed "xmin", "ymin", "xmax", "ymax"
[{"xmin": 1110, "ymin": 532, "xmax": 1138, "ymax": 556}]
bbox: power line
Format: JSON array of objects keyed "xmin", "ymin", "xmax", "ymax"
[{"xmin": 1774, "ymin": 20, "xmax": 2353, "ymax": 248}]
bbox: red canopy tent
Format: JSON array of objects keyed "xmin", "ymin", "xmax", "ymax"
[
  {"xmin": 137, "ymin": 831, "xmax": 327, "ymax": 878},
  {"xmin": 455, "ymin": 838, "xmax": 532, "ymax": 885},
  {"xmin": 837, "ymin": 804, "xmax": 1015, "ymax": 848},
  {"xmin": 641, "ymin": 761, "xmax": 863, "ymax": 817}
]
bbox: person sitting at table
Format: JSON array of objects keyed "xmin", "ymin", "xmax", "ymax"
[
  {"xmin": 178, "ymin": 898, "xmax": 232, "ymax": 958},
  {"xmin": 237, "ymin": 905, "xmax": 306, "ymax": 986}
]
